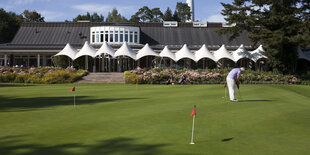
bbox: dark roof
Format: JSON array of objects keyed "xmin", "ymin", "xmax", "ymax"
[{"xmin": 0, "ymin": 22, "xmax": 254, "ymax": 50}]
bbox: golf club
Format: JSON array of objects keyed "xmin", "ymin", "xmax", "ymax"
[{"xmin": 237, "ymin": 88, "xmax": 242, "ymax": 100}]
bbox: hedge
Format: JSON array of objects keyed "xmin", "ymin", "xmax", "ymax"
[
  {"xmin": 0, "ymin": 66, "xmax": 88, "ymax": 84},
  {"xmin": 124, "ymin": 67, "xmax": 303, "ymax": 85}
]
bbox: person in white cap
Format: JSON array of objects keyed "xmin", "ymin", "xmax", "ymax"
[{"xmin": 225, "ymin": 67, "xmax": 245, "ymax": 102}]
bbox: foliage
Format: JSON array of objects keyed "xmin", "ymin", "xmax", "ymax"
[
  {"xmin": 218, "ymin": 0, "xmax": 310, "ymax": 74},
  {"xmin": 130, "ymin": 6, "xmax": 154, "ymax": 22},
  {"xmin": 124, "ymin": 67, "xmax": 303, "ymax": 85},
  {"xmin": 21, "ymin": 10, "xmax": 45, "ymax": 22},
  {"xmin": 162, "ymin": 7, "xmax": 173, "ymax": 21},
  {"xmin": 72, "ymin": 12, "xmax": 104, "ymax": 22},
  {"xmin": 106, "ymin": 8, "xmax": 128, "ymax": 22},
  {"xmin": 174, "ymin": 2, "xmax": 192, "ymax": 22},
  {"xmin": 0, "ymin": 8, "xmax": 22, "ymax": 43},
  {"xmin": 0, "ymin": 66, "xmax": 88, "ymax": 84},
  {"xmin": 130, "ymin": 2, "xmax": 191, "ymax": 22}
]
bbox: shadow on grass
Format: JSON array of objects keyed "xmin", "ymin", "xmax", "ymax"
[
  {"xmin": 0, "ymin": 96, "xmax": 144, "ymax": 112},
  {"xmin": 221, "ymin": 137, "xmax": 233, "ymax": 142},
  {"xmin": 237, "ymin": 100, "xmax": 274, "ymax": 102},
  {"xmin": 0, "ymin": 135, "xmax": 167, "ymax": 155},
  {"xmin": 0, "ymin": 83, "xmax": 35, "ymax": 87}
]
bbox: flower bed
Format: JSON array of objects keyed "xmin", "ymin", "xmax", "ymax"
[
  {"xmin": 0, "ymin": 66, "xmax": 88, "ymax": 84},
  {"xmin": 124, "ymin": 68, "xmax": 301, "ymax": 84}
]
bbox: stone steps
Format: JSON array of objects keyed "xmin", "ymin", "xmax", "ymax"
[{"xmin": 76, "ymin": 72, "xmax": 124, "ymax": 83}]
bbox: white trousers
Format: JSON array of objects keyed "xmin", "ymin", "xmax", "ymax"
[{"xmin": 226, "ymin": 77, "xmax": 235, "ymax": 100}]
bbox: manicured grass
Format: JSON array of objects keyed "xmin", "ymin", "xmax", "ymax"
[{"xmin": 0, "ymin": 83, "xmax": 310, "ymax": 155}]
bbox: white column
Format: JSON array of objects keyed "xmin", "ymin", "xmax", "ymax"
[
  {"xmin": 37, "ymin": 54, "xmax": 40, "ymax": 67},
  {"xmin": 4, "ymin": 54, "xmax": 8, "ymax": 67}
]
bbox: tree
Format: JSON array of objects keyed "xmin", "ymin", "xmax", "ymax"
[
  {"xmin": 219, "ymin": 0, "xmax": 310, "ymax": 74},
  {"xmin": 106, "ymin": 8, "xmax": 128, "ymax": 22},
  {"xmin": 73, "ymin": 12, "xmax": 104, "ymax": 22},
  {"xmin": 151, "ymin": 8, "xmax": 163, "ymax": 22},
  {"xmin": 162, "ymin": 7, "xmax": 173, "ymax": 21},
  {"xmin": 130, "ymin": 6, "xmax": 153, "ymax": 22},
  {"xmin": 172, "ymin": 10, "xmax": 180, "ymax": 22},
  {"xmin": 21, "ymin": 10, "xmax": 44, "ymax": 22},
  {"xmin": 175, "ymin": 2, "xmax": 191, "ymax": 22},
  {"xmin": 0, "ymin": 8, "xmax": 22, "ymax": 43}
]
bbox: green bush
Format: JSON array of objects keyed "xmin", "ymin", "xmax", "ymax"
[
  {"xmin": 125, "ymin": 68, "xmax": 307, "ymax": 85},
  {"xmin": 0, "ymin": 67, "xmax": 88, "ymax": 84}
]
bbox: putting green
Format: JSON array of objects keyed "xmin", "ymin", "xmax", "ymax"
[{"xmin": 0, "ymin": 83, "xmax": 309, "ymax": 155}]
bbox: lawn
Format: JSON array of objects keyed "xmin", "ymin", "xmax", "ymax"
[{"xmin": 0, "ymin": 83, "xmax": 309, "ymax": 155}]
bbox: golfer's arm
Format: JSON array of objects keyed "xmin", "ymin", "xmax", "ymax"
[{"xmin": 236, "ymin": 76, "xmax": 240, "ymax": 84}]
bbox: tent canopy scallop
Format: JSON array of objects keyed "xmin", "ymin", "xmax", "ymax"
[
  {"xmin": 214, "ymin": 44, "xmax": 234, "ymax": 61},
  {"xmin": 250, "ymin": 45, "xmax": 267, "ymax": 62},
  {"xmin": 136, "ymin": 43, "xmax": 159, "ymax": 60},
  {"xmin": 175, "ymin": 44, "xmax": 196, "ymax": 61},
  {"xmin": 55, "ymin": 43, "xmax": 77, "ymax": 60},
  {"xmin": 74, "ymin": 41, "xmax": 97, "ymax": 60},
  {"xmin": 232, "ymin": 44, "xmax": 251, "ymax": 62},
  {"xmin": 159, "ymin": 46, "xmax": 176, "ymax": 61},
  {"xmin": 114, "ymin": 42, "xmax": 137, "ymax": 60},
  {"xmin": 96, "ymin": 41, "xmax": 115, "ymax": 57},
  {"xmin": 298, "ymin": 47, "xmax": 310, "ymax": 62},
  {"xmin": 195, "ymin": 44, "xmax": 215, "ymax": 62}
]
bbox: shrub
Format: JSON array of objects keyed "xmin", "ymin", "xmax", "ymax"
[
  {"xmin": 125, "ymin": 67, "xmax": 309, "ymax": 85},
  {"xmin": 0, "ymin": 67, "xmax": 88, "ymax": 84}
]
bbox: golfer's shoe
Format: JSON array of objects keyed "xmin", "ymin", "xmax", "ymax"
[{"xmin": 230, "ymin": 99, "xmax": 238, "ymax": 102}]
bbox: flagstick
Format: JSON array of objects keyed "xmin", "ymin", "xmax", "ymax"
[
  {"xmin": 190, "ymin": 115, "xmax": 195, "ymax": 144},
  {"xmin": 74, "ymin": 92, "xmax": 76, "ymax": 107}
]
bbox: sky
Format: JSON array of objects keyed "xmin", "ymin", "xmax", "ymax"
[{"xmin": 0, "ymin": 0, "xmax": 234, "ymax": 22}]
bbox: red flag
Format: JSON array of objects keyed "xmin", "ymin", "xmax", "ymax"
[
  {"xmin": 190, "ymin": 106, "xmax": 196, "ymax": 117},
  {"xmin": 71, "ymin": 87, "xmax": 75, "ymax": 92}
]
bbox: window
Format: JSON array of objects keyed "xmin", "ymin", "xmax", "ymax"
[
  {"xmin": 90, "ymin": 26, "xmax": 140, "ymax": 44},
  {"xmin": 115, "ymin": 31, "xmax": 119, "ymax": 42},
  {"xmin": 110, "ymin": 31, "xmax": 113, "ymax": 42},
  {"xmin": 105, "ymin": 31, "xmax": 108, "ymax": 42},
  {"xmin": 95, "ymin": 32, "xmax": 99, "ymax": 42},
  {"xmin": 120, "ymin": 31, "xmax": 124, "ymax": 42},
  {"xmin": 92, "ymin": 32, "xmax": 95, "ymax": 43},
  {"xmin": 134, "ymin": 32, "xmax": 138, "ymax": 43},
  {"xmin": 125, "ymin": 31, "xmax": 129, "ymax": 42},
  {"xmin": 130, "ymin": 31, "xmax": 133, "ymax": 43},
  {"xmin": 100, "ymin": 31, "xmax": 104, "ymax": 42}
]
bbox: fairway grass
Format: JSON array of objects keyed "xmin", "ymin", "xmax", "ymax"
[{"xmin": 0, "ymin": 83, "xmax": 310, "ymax": 155}]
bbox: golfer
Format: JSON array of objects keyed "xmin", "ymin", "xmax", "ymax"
[{"xmin": 226, "ymin": 67, "xmax": 245, "ymax": 102}]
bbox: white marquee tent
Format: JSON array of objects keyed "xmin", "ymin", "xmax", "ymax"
[
  {"xmin": 232, "ymin": 44, "xmax": 251, "ymax": 62},
  {"xmin": 96, "ymin": 41, "xmax": 115, "ymax": 57},
  {"xmin": 214, "ymin": 44, "xmax": 234, "ymax": 62},
  {"xmin": 55, "ymin": 42, "xmax": 275, "ymax": 65},
  {"xmin": 250, "ymin": 45, "xmax": 267, "ymax": 62},
  {"xmin": 136, "ymin": 43, "xmax": 159, "ymax": 60},
  {"xmin": 175, "ymin": 44, "xmax": 196, "ymax": 61},
  {"xmin": 74, "ymin": 41, "xmax": 97, "ymax": 60},
  {"xmin": 55, "ymin": 43, "xmax": 77, "ymax": 60},
  {"xmin": 114, "ymin": 42, "xmax": 137, "ymax": 60},
  {"xmin": 159, "ymin": 46, "xmax": 176, "ymax": 61},
  {"xmin": 298, "ymin": 47, "xmax": 310, "ymax": 62},
  {"xmin": 195, "ymin": 44, "xmax": 216, "ymax": 62}
]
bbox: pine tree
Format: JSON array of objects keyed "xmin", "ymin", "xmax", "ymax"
[
  {"xmin": 219, "ymin": 0, "xmax": 310, "ymax": 74},
  {"xmin": 163, "ymin": 7, "xmax": 173, "ymax": 21}
]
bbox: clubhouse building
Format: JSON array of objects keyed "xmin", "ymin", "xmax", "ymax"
[{"xmin": 0, "ymin": 21, "xmax": 309, "ymax": 72}]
